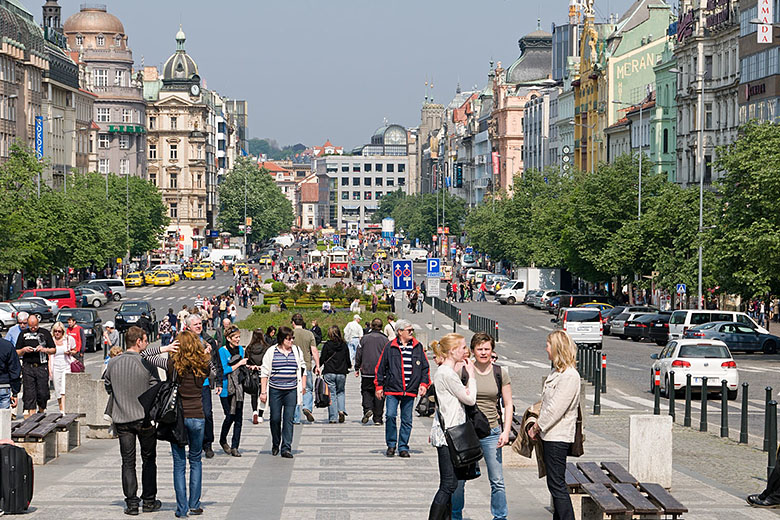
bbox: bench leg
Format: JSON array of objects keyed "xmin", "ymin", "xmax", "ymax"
[
  {"xmin": 581, "ymin": 497, "xmax": 604, "ymax": 520},
  {"xmin": 571, "ymin": 494, "xmax": 585, "ymax": 520},
  {"xmin": 18, "ymin": 434, "xmax": 57, "ymax": 465},
  {"xmin": 57, "ymin": 422, "xmax": 80, "ymax": 453}
]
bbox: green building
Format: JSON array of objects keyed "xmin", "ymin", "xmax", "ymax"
[{"xmin": 650, "ymin": 42, "xmax": 677, "ymax": 182}]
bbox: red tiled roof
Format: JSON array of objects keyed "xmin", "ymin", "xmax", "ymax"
[{"xmin": 258, "ymin": 161, "xmax": 292, "ymax": 174}]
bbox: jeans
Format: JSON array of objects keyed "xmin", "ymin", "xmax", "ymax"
[
  {"xmin": 360, "ymin": 376, "xmax": 384, "ymax": 420},
  {"xmin": 295, "ymin": 370, "xmax": 314, "ymax": 422},
  {"xmin": 201, "ymin": 386, "xmax": 214, "ymax": 449},
  {"xmin": 219, "ymin": 397, "xmax": 243, "ymax": 449},
  {"xmin": 542, "ymin": 440, "xmax": 574, "ymax": 520},
  {"xmin": 171, "ymin": 418, "xmax": 205, "ymax": 517},
  {"xmin": 385, "ymin": 394, "xmax": 414, "ymax": 452},
  {"xmin": 432, "ymin": 445, "xmax": 458, "ymax": 505},
  {"xmin": 116, "ymin": 420, "xmax": 157, "ymax": 508},
  {"xmin": 347, "ymin": 339, "xmax": 360, "ymax": 366},
  {"xmin": 269, "ymin": 387, "xmax": 297, "ymax": 453},
  {"xmin": 323, "ymin": 373, "xmax": 346, "ymax": 421},
  {"xmin": 0, "ymin": 388, "xmax": 11, "ymax": 409},
  {"xmin": 453, "ymin": 426, "xmax": 507, "ymax": 520},
  {"xmin": 160, "ymin": 333, "xmax": 172, "ymax": 346},
  {"xmin": 478, "ymin": 291, "xmax": 487, "ymax": 302}
]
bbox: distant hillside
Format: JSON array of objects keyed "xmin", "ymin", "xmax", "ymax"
[{"xmin": 248, "ymin": 138, "xmax": 307, "ymax": 161}]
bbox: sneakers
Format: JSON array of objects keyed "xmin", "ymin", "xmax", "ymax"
[
  {"xmin": 189, "ymin": 508, "xmax": 204, "ymax": 516},
  {"xmin": 385, "ymin": 447, "xmax": 395, "ymax": 457},
  {"xmin": 252, "ymin": 412, "xmax": 258, "ymax": 425},
  {"xmin": 142, "ymin": 500, "xmax": 162, "ymax": 513},
  {"xmin": 338, "ymin": 411, "xmax": 346, "ymax": 423},
  {"xmin": 258, "ymin": 415, "xmax": 264, "ymax": 424},
  {"xmin": 302, "ymin": 409, "xmax": 315, "ymax": 422},
  {"xmin": 203, "ymin": 445, "xmax": 214, "ymax": 459},
  {"xmin": 361, "ymin": 410, "xmax": 373, "ymax": 424}
]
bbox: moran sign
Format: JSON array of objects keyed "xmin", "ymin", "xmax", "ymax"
[
  {"xmin": 609, "ymin": 38, "xmax": 665, "ymax": 125},
  {"xmin": 705, "ymin": 0, "xmax": 731, "ymax": 28}
]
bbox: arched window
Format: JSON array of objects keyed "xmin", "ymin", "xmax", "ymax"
[{"xmin": 96, "ymin": 34, "xmax": 105, "ymax": 46}]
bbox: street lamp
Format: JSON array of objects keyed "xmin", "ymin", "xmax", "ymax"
[
  {"xmin": 569, "ymin": 120, "xmax": 597, "ymax": 173},
  {"xmin": 613, "ymin": 99, "xmax": 647, "ymax": 220},
  {"xmin": 61, "ymin": 126, "xmax": 88, "ymax": 193}
]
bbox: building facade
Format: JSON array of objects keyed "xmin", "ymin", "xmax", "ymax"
[
  {"xmin": 651, "ymin": 41, "xmax": 677, "ymax": 181},
  {"xmin": 738, "ymin": 0, "xmax": 780, "ymax": 124},
  {"xmin": 296, "ymin": 172, "xmax": 319, "ymax": 231}
]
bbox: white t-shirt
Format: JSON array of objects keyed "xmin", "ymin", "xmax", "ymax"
[{"xmin": 53, "ymin": 336, "xmax": 76, "ymax": 369}]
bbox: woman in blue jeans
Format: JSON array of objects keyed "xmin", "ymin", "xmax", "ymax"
[
  {"xmin": 452, "ymin": 332, "xmax": 513, "ymax": 520},
  {"xmin": 320, "ymin": 325, "xmax": 351, "ymax": 423},
  {"xmin": 142, "ymin": 330, "xmax": 212, "ymax": 518}
]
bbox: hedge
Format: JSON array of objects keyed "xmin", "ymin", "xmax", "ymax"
[
  {"xmin": 271, "ymin": 281, "xmax": 287, "ymax": 292},
  {"xmin": 239, "ymin": 309, "xmax": 390, "ymax": 335}
]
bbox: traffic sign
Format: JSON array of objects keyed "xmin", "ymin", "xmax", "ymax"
[
  {"xmin": 465, "ymin": 246, "xmax": 473, "ymax": 254},
  {"xmin": 427, "ymin": 258, "xmax": 441, "ymax": 278},
  {"xmin": 428, "ymin": 277, "xmax": 440, "ymax": 297},
  {"xmin": 676, "ymin": 283, "xmax": 687, "ymax": 295},
  {"xmin": 392, "ymin": 260, "xmax": 413, "ymax": 291},
  {"xmin": 371, "ymin": 262, "xmax": 380, "ymax": 272},
  {"xmin": 288, "ymin": 256, "xmax": 293, "ymax": 262}
]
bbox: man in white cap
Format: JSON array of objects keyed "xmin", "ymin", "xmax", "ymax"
[
  {"xmin": 103, "ymin": 321, "xmax": 120, "ymax": 353},
  {"xmin": 344, "ymin": 314, "xmax": 364, "ymax": 366}
]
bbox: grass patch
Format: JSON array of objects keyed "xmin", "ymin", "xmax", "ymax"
[{"xmin": 238, "ymin": 309, "xmax": 390, "ymax": 333}]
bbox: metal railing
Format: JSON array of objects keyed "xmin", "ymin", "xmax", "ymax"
[
  {"xmin": 424, "ymin": 296, "xmax": 461, "ymax": 325},
  {"xmin": 467, "ymin": 312, "xmax": 499, "ymax": 342}
]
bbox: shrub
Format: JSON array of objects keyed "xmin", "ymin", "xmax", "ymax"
[
  {"xmin": 264, "ymin": 278, "xmax": 274, "ymax": 283},
  {"xmin": 255, "ymin": 305, "xmax": 270, "ymax": 313},
  {"xmin": 309, "ymin": 284, "xmax": 322, "ymax": 299},
  {"xmin": 271, "ymin": 281, "xmax": 287, "ymax": 293},
  {"xmin": 344, "ymin": 286, "xmax": 361, "ymax": 302}
]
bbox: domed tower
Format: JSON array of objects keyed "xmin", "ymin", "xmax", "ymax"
[{"xmin": 162, "ymin": 26, "xmax": 201, "ymax": 92}]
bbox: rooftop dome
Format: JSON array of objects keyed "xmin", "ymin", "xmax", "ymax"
[
  {"xmin": 63, "ymin": 4, "xmax": 124, "ymax": 35},
  {"xmin": 505, "ymin": 26, "xmax": 553, "ymax": 85},
  {"xmin": 162, "ymin": 26, "xmax": 199, "ymax": 84}
]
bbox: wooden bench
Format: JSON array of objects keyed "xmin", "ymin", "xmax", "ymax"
[
  {"xmin": 565, "ymin": 461, "xmax": 687, "ymax": 519},
  {"xmin": 12, "ymin": 413, "xmax": 60, "ymax": 464},
  {"xmin": 53, "ymin": 414, "xmax": 80, "ymax": 453}
]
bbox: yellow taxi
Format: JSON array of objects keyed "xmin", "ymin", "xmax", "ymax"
[
  {"xmin": 234, "ymin": 263, "xmax": 250, "ymax": 275},
  {"xmin": 144, "ymin": 270, "xmax": 157, "ymax": 285},
  {"xmin": 189, "ymin": 267, "xmax": 211, "ymax": 280},
  {"xmin": 152, "ymin": 271, "xmax": 174, "ymax": 286},
  {"xmin": 125, "ymin": 272, "xmax": 145, "ymax": 287},
  {"xmin": 258, "ymin": 255, "xmax": 272, "ymax": 267},
  {"xmin": 158, "ymin": 269, "xmax": 180, "ymax": 282},
  {"xmin": 375, "ymin": 249, "xmax": 387, "ymax": 259}
]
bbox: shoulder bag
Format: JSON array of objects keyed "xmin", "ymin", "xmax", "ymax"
[
  {"xmin": 568, "ymin": 404, "xmax": 585, "ymax": 457},
  {"xmin": 66, "ymin": 337, "xmax": 84, "ymax": 373},
  {"xmin": 435, "ymin": 393, "xmax": 483, "ymax": 468}
]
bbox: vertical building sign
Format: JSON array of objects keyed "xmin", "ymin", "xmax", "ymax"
[
  {"xmin": 758, "ymin": 0, "xmax": 773, "ymax": 43},
  {"xmin": 491, "ymin": 151, "xmax": 499, "ymax": 176},
  {"xmin": 34, "ymin": 116, "xmax": 43, "ymax": 159}
]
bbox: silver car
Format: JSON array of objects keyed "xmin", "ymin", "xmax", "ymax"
[{"xmin": 78, "ymin": 287, "xmax": 109, "ymax": 308}]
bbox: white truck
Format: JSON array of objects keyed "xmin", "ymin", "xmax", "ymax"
[
  {"xmin": 273, "ymin": 235, "xmax": 295, "ymax": 248},
  {"xmin": 496, "ymin": 267, "xmax": 561, "ymax": 305},
  {"xmin": 209, "ymin": 248, "xmax": 243, "ymax": 265}
]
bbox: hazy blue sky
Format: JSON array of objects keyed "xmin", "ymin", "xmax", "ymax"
[{"xmin": 39, "ymin": 0, "xmax": 638, "ymax": 149}]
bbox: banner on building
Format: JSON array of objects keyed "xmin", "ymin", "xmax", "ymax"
[
  {"xmin": 758, "ymin": 0, "xmax": 773, "ymax": 43},
  {"xmin": 34, "ymin": 116, "xmax": 43, "ymax": 160},
  {"xmin": 491, "ymin": 151, "xmax": 499, "ymax": 176}
]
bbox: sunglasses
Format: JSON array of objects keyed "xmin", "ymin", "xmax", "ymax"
[{"xmin": 53, "ymin": 330, "xmax": 64, "ymax": 334}]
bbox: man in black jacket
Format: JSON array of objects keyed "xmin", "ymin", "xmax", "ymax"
[
  {"xmin": 0, "ymin": 336, "xmax": 21, "ymax": 410},
  {"xmin": 355, "ymin": 318, "xmax": 387, "ymax": 425}
]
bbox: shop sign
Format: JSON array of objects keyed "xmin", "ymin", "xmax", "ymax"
[
  {"xmin": 676, "ymin": 10, "xmax": 694, "ymax": 43},
  {"xmin": 745, "ymin": 82, "xmax": 767, "ymax": 101},
  {"xmin": 758, "ymin": 0, "xmax": 774, "ymax": 43},
  {"xmin": 705, "ymin": 0, "xmax": 730, "ymax": 28},
  {"xmin": 107, "ymin": 125, "xmax": 147, "ymax": 134}
]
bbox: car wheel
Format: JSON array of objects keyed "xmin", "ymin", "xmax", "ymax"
[
  {"xmin": 113, "ymin": 293, "xmax": 121, "ymax": 301},
  {"xmin": 499, "ymin": 300, "xmax": 507, "ymax": 305},
  {"xmin": 619, "ymin": 335, "xmax": 627, "ymax": 340},
  {"xmin": 631, "ymin": 337, "xmax": 641, "ymax": 342},
  {"xmin": 507, "ymin": 297, "xmax": 516, "ymax": 305},
  {"xmin": 727, "ymin": 389, "xmax": 738, "ymax": 401},
  {"xmin": 763, "ymin": 340, "xmax": 777, "ymax": 355},
  {"xmin": 92, "ymin": 299, "xmax": 102, "ymax": 308}
]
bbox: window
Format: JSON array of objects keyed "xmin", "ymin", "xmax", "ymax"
[
  {"xmin": 149, "ymin": 172, "xmax": 156, "ymax": 186},
  {"xmin": 170, "ymin": 203, "xmax": 177, "ymax": 218},
  {"xmin": 119, "ymin": 159, "xmax": 129, "ymax": 175},
  {"xmin": 75, "ymin": 35, "xmax": 83, "ymax": 46},
  {"xmin": 352, "ymin": 191, "xmax": 360, "ymax": 200},
  {"xmin": 376, "ymin": 191, "xmax": 383, "ymax": 199},
  {"xmin": 352, "ymin": 177, "xmax": 359, "ymax": 186},
  {"xmin": 704, "ymin": 155, "xmax": 712, "ymax": 183},
  {"xmin": 375, "ymin": 163, "xmax": 383, "ymax": 172},
  {"xmin": 149, "ymin": 116, "xmax": 156, "ymax": 130},
  {"xmin": 704, "ymin": 56, "xmax": 712, "ymax": 80},
  {"xmin": 170, "ymin": 143, "xmax": 178, "ymax": 160},
  {"xmin": 115, "ymin": 70, "xmax": 125, "ymax": 87},
  {"xmin": 341, "ymin": 191, "xmax": 349, "ymax": 200},
  {"xmin": 387, "ymin": 177, "xmax": 395, "ymax": 186},
  {"xmin": 149, "ymin": 143, "xmax": 157, "ymax": 159},
  {"xmin": 197, "ymin": 174, "xmax": 202, "ymax": 188},
  {"xmin": 365, "ymin": 191, "xmax": 372, "ymax": 200},
  {"xmin": 705, "ymin": 103, "xmax": 713, "ymax": 129},
  {"xmin": 119, "ymin": 134, "xmax": 130, "ymax": 149},
  {"xmin": 97, "ymin": 107, "xmax": 110, "ymax": 122},
  {"xmin": 364, "ymin": 163, "xmax": 372, "ymax": 172},
  {"xmin": 398, "ymin": 163, "xmax": 405, "ymax": 173},
  {"xmin": 663, "ymin": 129, "xmax": 669, "ymax": 154},
  {"xmin": 98, "ymin": 159, "xmax": 109, "ymax": 174},
  {"xmin": 387, "ymin": 163, "xmax": 395, "ymax": 173},
  {"xmin": 114, "ymin": 34, "xmax": 122, "ymax": 47},
  {"xmin": 122, "ymin": 109, "xmax": 132, "ymax": 123},
  {"xmin": 341, "ymin": 177, "xmax": 348, "ymax": 186},
  {"xmin": 364, "ymin": 177, "xmax": 371, "ymax": 186},
  {"xmin": 198, "ymin": 204, "xmax": 203, "ymax": 219},
  {"xmin": 170, "ymin": 173, "xmax": 178, "ymax": 188},
  {"xmin": 96, "ymin": 34, "xmax": 104, "ymax": 46},
  {"xmin": 341, "ymin": 165, "xmax": 349, "ymax": 172},
  {"xmin": 398, "ymin": 177, "xmax": 405, "ymax": 186},
  {"xmin": 353, "ymin": 165, "xmax": 360, "ymax": 172},
  {"xmin": 170, "ymin": 117, "xmax": 177, "ymax": 130},
  {"xmin": 375, "ymin": 177, "xmax": 383, "ymax": 186}
]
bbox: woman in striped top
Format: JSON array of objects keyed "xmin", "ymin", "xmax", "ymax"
[{"xmin": 260, "ymin": 326, "xmax": 306, "ymax": 458}]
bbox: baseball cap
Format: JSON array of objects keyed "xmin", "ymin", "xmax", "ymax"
[
  {"xmin": 105, "ymin": 321, "xmax": 115, "ymax": 328},
  {"xmin": 354, "ymin": 314, "xmax": 362, "ymax": 321}
]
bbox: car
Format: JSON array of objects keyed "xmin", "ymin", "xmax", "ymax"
[
  {"xmin": 527, "ymin": 291, "xmax": 547, "ymax": 308},
  {"xmin": 20, "ymin": 287, "xmax": 77, "ymax": 309},
  {"xmin": 523, "ymin": 289, "xmax": 541, "ymax": 305},
  {"xmin": 466, "ymin": 269, "xmax": 490, "ymax": 282},
  {"xmin": 536, "ymin": 290, "xmax": 571, "ymax": 310},
  {"xmin": 683, "ymin": 321, "xmax": 780, "ymax": 354},
  {"xmin": 611, "ymin": 311, "xmax": 654, "ymax": 339},
  {"xmin": 624, "ymin": 312, "xmax": 670, "ymax": 342},
  {"xmin": 78, "ymin": 282, "xmax": 114, "ymax": 302},
  {"xmin": 114, "ymin": 301, "xmax": 156, "ymax": 333},
  {"xmin": 651, "ymin": 339, "xmax": 738, "ymax": 399},
  {"xmin": 84, "ymin": 278, "xmax": 126, "ymax": 301},
  {"xmin": 496, "ymin": 280, "xmax": 526, "ymax": 305},
  {"xmin": 668, "ymin": 309, "xmax": 768, "ymax": 339},
  {"xmin": 484, "ymin": 274, "xmax": 510, "ymax": 294},
  {"xmin": 546, "ymin": 295, "xmax": 562, "ymax": 313},
  {"xmin": 233, "ymin": 263, "xmax": 250, "ymax": 275},
  {"xmin": 557, "ymin": 294, "xmax": 615, "ymax": 309},
  {"xmin": 257, "ymin": 254, "xmax": 273, "ymax": 267},
  {"xmin": 461, "ymin": 253, "xmax": 479, "ymax": 269},
  {"xmin": 152, "ymin": 272, "xmax": 174, "ymax": 286},
  {"xmin": 602, "ymin": 306, "xmax": 655, "ymax": 335},
  {"xmin": 0, "ymin": 302, "xmax": 17, "ymax": 329},
  {"xmin": 552, "ymin": 307, "xmax": 603, "ymax": 346},
  {"xmin": 374, "ymin": 249, "xmax": 387, "ymax": 260},
  {"xmin": 154, "ymin": 263, "xmax": 183, "ymax": 275},
  {"xmin": 55, "ymin": 308, "xmax": 103, "ymax": 353},
  {"xmin": 144, "ymin": 270, "xmax": 157, "ymax": 285},
  {"xmin": 10, "ymin": 299, "xmax": 53, "ymax": 322},
  {"xmin": 406, "ymin": 248, "xmax": 429, "ymax": 262},
  {"xmin": 577, "ymin": 302, "xmax": 614, "ymax": 312},
  {"xmin": 153, "ymin": 268, "xmax": 180, "ymax": 282},
  {"xmin": 74, "ymin": 286, "xmax": 109, "ymax": 308},
  {"xmin": 125, "ymin": 272, "xmax": 145, "ymax": 287},
  {"xmin": 18, "ymin": 296, "xmax": 59, "ymax": 316},
  {"xmin": 188, "ymin": 267, "xmax": 211, "ymax": 280},
  {"xmin": 647, "ymin": 313, "xmax": 672, "ymax": 345}
]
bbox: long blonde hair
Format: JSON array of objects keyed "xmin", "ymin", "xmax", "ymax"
[
  {"xmin": 547, "ymin": 331, "xmax": 577, "ymax": 372},
  {"xmin": 430, "ymin": 333, "xmax": 465, "ymax": 360}
]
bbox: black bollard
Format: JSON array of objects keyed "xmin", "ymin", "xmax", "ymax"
[
  {"xmin": 740, "ymin": 382, "xmax": 749, "ymax": 444},
  {"xmin": 654, "ymin": 370, "xmax": 661, "ymax": 415},
  {"xmin": 720, "ymin": 380, "xmax": 729, "ymax": 438},
  {"xmin": 585, "ymin": 347, "xmax": 592, "ymax": 383},
  {"xmin": 594, "ymin": 362, "xmax": 601, "ymax": 415},
  {"xmin": 601, "ymin": 353, "xmax": 607, "ymax": 394},
  {"xmin": 769, "ymin": 400, "xmax": 778, "ymax": 481},
  {"xmin": 766, "ymin": 387, "xmax": 774, "ymax": 452},
  {"xmin": 668, "ymin": 371, "xmax": 676, "ymax": 422},
  {"xmin": 576, "ymin": 345, "xmax": 581, "ymax": 375},
  {"xmin": 684, "ymin": 373, "xmax": 692, "ymax": 427},
  {"xmin": 700, "ymin": 377, "xmax": 709, "ymax": 432}
]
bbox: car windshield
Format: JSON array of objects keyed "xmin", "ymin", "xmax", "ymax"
[
  {"xmin": 615, "ymin": 313, "xmax": 629, "ymax": 320},
  {"xmin": 565, "ymin": 309, "xmax": 601, "ymax": 322},
  {"xmin": 57, "ymin": 310, "xmax": 93, "ymax": 323},
  {"xmin": 193, "ymin": 268, "xmax": 204, "ymax": 272},
  {"xmin": 634, "ymin": 314, "xmax": 658, "ymax": 323},
  {"xmin": 678, "ymin": 344, "xmax": 730, "ymax": 358},
  {"xmin": 0, "ymin": 303, "xmax": 14, "ymax": 312},
  {"xmin": 463, "ymin": 254, "xmax": 475, "ymax": 262},
  {"xmin": 119, "ymin": 303, "xmax": 146, "ymax": 312}
]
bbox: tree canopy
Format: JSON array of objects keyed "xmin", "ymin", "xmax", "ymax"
[{"xmin": 374, "ymin": 190, "xmax": 467, "ymax": 243}]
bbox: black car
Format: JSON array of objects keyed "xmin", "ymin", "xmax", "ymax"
[
  {"xmin": 647, "ymin": 313, "xmax": 671, "ymax": 345},
  {"xmin": 10, "ymin": 299, "xmax": 53, "ymax": 322},
  {"xmin": 624, "ymin": 313, "xmax": 665, "ymax": 342},
  {"xmin": 114, "ymin": 300, "xmax": 157, "ymax": 333},
  {"xmin": 55, "ymin": 309, "xmax": 103, "ymax": 352}
]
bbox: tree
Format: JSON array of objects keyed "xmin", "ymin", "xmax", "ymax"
[
  {"xmin": 371, "ymin": 189, "xmax": 405, "ymax": 223},
  {"xmin": 107, "ymin": 173, "xmax": 169, "ymax": 257},
  {"xmin": 218, "ymin": 158, "xmax": 294, "ymax": 241},
  {"xmin": 391, "ymin": 192, "xmax": 467, "ymax": 244}
]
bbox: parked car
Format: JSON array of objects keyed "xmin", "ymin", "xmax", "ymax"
[
  {"xmin": 18, "ymin": 296, "xmax": 59, "ymax": 316},
  {"xmin": 552, "ymin": 308, "xmax": 603, "ymax": 346},
  {"xmin": 55, "ymin": 308, "xmax": 103, "ymax": 353},
  {"xmin": 114, "ymin": 301, "xmax": 157, "ymax": 333},
  {"xmin": 683, "ymin": 321, "xmax": 780, "ymax": 354},
  {"xmin": 20, "ymin": 287, "xmax": 77, "ymax": 309},
  {"xmin": 557, "ymin": 294, "xmax": 614, "ymax": 309},
  {"xmin": 577, "ymin": 302, "xmax": 614, "ymax": 312},
  {"xmin": 668, "ymin": 310, "xmax": 768, "ymax": 339},
  {"xmin": 124, "ymin": 271, "xmax": 145, "ymax": 287},
  {"xmin": 460, "ymin": 253, "xmax": 479, "ymax": 269},
  {"xmin": 74, "ymin": 286, "xmax": 108, "ymax": 308},
  {"xmin": 84, "ymin": 279, "xmax": 126, "ymax": 301},
  {"xmin": 536, "ymin": 290, "xmax": 571, "ymax": 310},
  {"xmin": 484, "ymin": 274, "xmax": 510, "ymax": 295},
  {"xmin": 647, "ymin": 313, "xmax": 672, "ymax": 345},
  {"xmin": 10, "ymin": 299, "xmax": 53, "ymax": 322},
  {"xmin": 523, "ymin": 289, "xmax": 541, "ymax": 305},
  {"xmin": 78, "ymin": 282, "xmax": 113, "ymax": 302},
  {"xmin": 496, "ymin": 281, "xmax": 526, "ymax": 305},
  {"xmin": 0, "ymin": 302, "xmax": 17, "ymax": 329},
  {"xmin": 544, "ymin": 295, "xmax": 562, "ymax": 313},
  {"xmin": 651, "ymin": 339, "xmax": 738, "ymax": 399},
  {"xmin": 611, "ymin": 311, "xmax": 654, "ymax": 339},
  {"xmin": 624, "ymin": 313, "xmax": 670, "ymax": 342}
]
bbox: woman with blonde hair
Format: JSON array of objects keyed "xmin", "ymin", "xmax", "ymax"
[
  {"xmin": 428, "ymin": 333, "xmax": 476, "ymax": 520},
  {"xmin": 528, "ymin": 330, "xmax": 581, "ymax": 520},
  {"xmin": 49, "ymin": 321, "xmax": 76, "ymax": 412},
  {"xmin": 143, "ymin": 330, "xmax": 212, "ymax": 517}
]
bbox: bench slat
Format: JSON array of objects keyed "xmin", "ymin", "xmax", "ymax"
[
  {"xmin": 601, "ymin": 462, "xmax": 638, "ymax": 485},
  {"xmin": 27, "ymin": 422, "xmax": 58, "ymax": 439},
  {"xmin": 38, "ymin": 414, "xmax": 60, "ymax": 425},
  {"xmin": 53, "ymin": 414, "xmax": 79, "ymax": 429},
  {"xmin": 581, "ymin": 483, "xmax": 631, "ymax": 515},
  {"xmin": 612, "ymin": 483, "xmax": 661, "ymax": 514},
  {"xmin": 577, "ymin": 461, "xmax": 614, "ymax": 486},
  {"xmin": 13, "ymin": 416, "xmax": 45, "ymax": 437},
  {"xmin": 566, "ymin": 469, "xmax": 580, "ymax": 490},
  {"xmin": 566, "ymin": 462, "xmax": 590, "ymax": 485},
  {"xmin": 640, "ymin": 483, "xmax": 688, "ymax": 514}
]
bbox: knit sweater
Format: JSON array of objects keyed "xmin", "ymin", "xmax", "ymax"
[{"xmin": 104, "ymin": 351, "xmax": 159, "ymax": 424}]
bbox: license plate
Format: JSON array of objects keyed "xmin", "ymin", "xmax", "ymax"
[
  {"xmin": 579, "ymin": 327, "xmax": 592, "ymax": 332},
  {"xmin": 126, "ymin": 316, "xmax": 138, "ymax": 323},
  {"xmin": 654, "ymin": 323, "xmax": 664, "ymax": 327},
  {"xmin": 693, "ymin": 377, "xmax": 719, "ymax": 385}
]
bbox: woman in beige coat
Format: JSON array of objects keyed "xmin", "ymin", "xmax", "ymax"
[{"xmin": 528, "ymin": 331, "xmax": 580, "ymax": 520}]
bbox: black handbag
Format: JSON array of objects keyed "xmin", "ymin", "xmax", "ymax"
[
  {"xmin": 435, "ymin": 395, "xmax": 483, "ymax": 468},
  {"xmin": 465, "ymin": 404, "xmax": 492, "ymax": 439},
  {"xmin": 139, "ymin": 370, "xmax": 180, "ymax": 425}
]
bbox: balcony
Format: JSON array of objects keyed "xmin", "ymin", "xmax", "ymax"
[
  {"xmin": 81, "ymin": 48, "xmax": 134, "ymax": 64},
  {"xmin": 93, "ymin": 85, "xmax": 143, "ymax": 101}
]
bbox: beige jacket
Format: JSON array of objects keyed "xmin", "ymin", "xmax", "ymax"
[{"xmin": 538, "ymin": 367, "xmax": 580, "ymax": 442}]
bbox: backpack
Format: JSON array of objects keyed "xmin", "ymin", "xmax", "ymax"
[
  {"xmin": 460, "ymin": 364, "xmax": 511, "ymax": 427},
  {"xmin": 219, "ymin": 300, "xmax": 226, "ymax": 311},
  {"xmin": 416, "ymin": 384, "xmax": 436, "ymax": 417},
  {"xmin": 314, "ymin": 375, "xmax": 331, "ymax": 408}
]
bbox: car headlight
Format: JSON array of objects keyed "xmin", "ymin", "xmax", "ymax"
[{"xmin": 84, "ymin": 329, "xmax": 93, "ymax": 335}]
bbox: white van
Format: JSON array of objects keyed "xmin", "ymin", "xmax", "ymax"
[
  {"xmin": 669, "ymin": 309, "xmax": 768, "ymax": 339},
  {"xmin": 496, "ymin": 280, "xmax": 526, "ymax": 305},
  {"xmin": 86, "ymin": 278, "xmax": 126, "ymax": 301},
  {"xmin": 209, "ymin": 248, "xmax": 243, "ymax": 265},
  {"xmin": 273, "ymin": 235, "xmax": 295, "ymax": 248},
  {"xmin": 406, "ymin": 248, "xmax": 428, "ymax": 262}
]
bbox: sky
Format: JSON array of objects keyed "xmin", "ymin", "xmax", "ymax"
[{"xmin": 33, "ymin": 0, "xmax": 639, "ymax": 150}]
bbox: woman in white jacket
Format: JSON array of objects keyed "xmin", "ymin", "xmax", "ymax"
[
  {"xmin": 260, "ymin": 326, "xmax": 307, "ymax": 459},
  {"xmin": 528, "ymin": 330, "xmax": 581, "ymax": 520},
  {"xmin": 429, "ymin": 333, "xmax": 476, "ymax": 520}
]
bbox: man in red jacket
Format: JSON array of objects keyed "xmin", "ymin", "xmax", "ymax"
[
  {"xmin": 66, "ymin": 316, "xmax": 85, "ymax": 360},
  {"xmin": 374, "ymin": 319, "xmax": 430, "ymax": 458}
]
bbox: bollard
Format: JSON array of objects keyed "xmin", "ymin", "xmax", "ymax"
[
  {"xmin": 576, "ymin": 346, "xmax": 582, "ymax": 376},
  {"xmin": 740, "ymin": 382, "xmax": 749, "ymax": 444},
  {"xmin": 586, "ymin": 347, "xmax": 594, "ymax": 383},
  {"xmin": 495, "ymin": 321, "xmax": 499, "ymax": 342},
  {"xmin": 654, "ymin": 369, "xmax": 661, "ymax": 415},
  {"xmin": 601, "ymin": 353, "xmax": 607, "ymax": 394},
  {"xmin": 668, "ymin": 371, "xmax": 676, "ymax": 422},
  {"xmin": 700, "ymin": 377, "xmax": 708, "ymax": 432},
  {"xmin": 766, "ymin": 386, "xmax": 773, "ymax": 452},
  {"xmin": 720, "ymin": 380, "xmax": 729, "ymax": 438},
  {"xmin": 593, "ymin": 362, "xmax": 601, "ymax": 415},
  {"xmin": 769, "ymin": 400, "xmax": 778, "ymax": 480},
  {"xmin": 684, "ymin": 373, "xmax": 692, "ymax": 427}
]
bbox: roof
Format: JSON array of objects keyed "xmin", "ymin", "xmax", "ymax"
[
  {"xmin": 63, "ymin": 5, "xmax": 124, "ymax": 35},
  {"xmin": 162, "ymin": 26, "xmax": 198, "ymax": 84},
  {"xmin": 505, "ymin": 28, "xmax": 553, "ymax": 85},
  {"xmin": 258, "ymin": 161, "xmax": 292, "ymax": 175}
]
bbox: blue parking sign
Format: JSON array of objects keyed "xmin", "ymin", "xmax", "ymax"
[
  {"xmin": 426, "ymin": 258, "xmax": 441, "ymax": 278},
  {"xmin": 393, "ymin": 260, "xmax": 413, "ymax": 291}
]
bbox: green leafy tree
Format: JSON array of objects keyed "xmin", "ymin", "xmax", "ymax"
[
  {"xmin": 218, "ymin": 158, "xmax": 294, "ymax": 241},
  {"xmin": 391, "ymin": 191, "xmax": 467, "ymax": 244},
  {"xmin": 106, "ymin": 173, "xmax": 169, "ymax": 257},
  {"xmin": 371, "ymin": 189, "xmax": 406, "ymax": 223}
]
